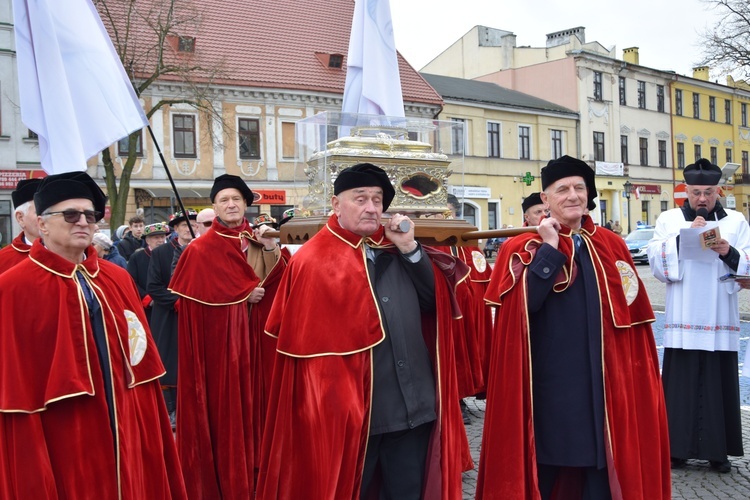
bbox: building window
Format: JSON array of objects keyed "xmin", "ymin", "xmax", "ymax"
[
  {"xmin": 487, "ymin": 202, "xmax": 498, "ymax": 230},
  {"xmin": 27, "ymin": 130, "xmax": 38, "ymax": 140},
  {"xmin": 675, "ymin": 89, "xmax": 683, "ymax": 116},
  {"xmin": 238, "ymin": 118, "xmax": 261, "ymax": 159},
  {"xmin": 639, "ymin": 137, "xmax": 648, "ymax": 166},
  {"xmin": 619, "ymin": 77, "xmax": 626, "ymax": 105},
  {"xmin": 462, "ymin": 203, "xmax": 476, "ymax": 226},
  {"xmin": 710, "ymin": 146, "xmax": 718, "ymax": 165},
  {"xmin": 550, "ymin": 129, "xmax": 563, "ymax": 159},
  {"xmin": 726, "ymin": 148, "xmax": 733, "ymax": 163},
  {"xmin": 743, "ymin": 151, "xmax": 748, "ymax": 174},
  {"xmin": 637, "ymin": 81, "xmax": 646, "ymax": 109},
  {"xmin": 725, "ymin": 99, "xmax": 732, "ymax": 124},
  {"xmin": 593, "ymin": 131, "xmax": 605, "ymax": 161},
  {"xmin": 694, "ymin": 144, "xmax": 701, "ymax": 161},
  {"xmin": 709, "ymin": 96, "xmax": 716, "ymax": 122},
  {"xmin": 118, "ymin": 131, "xmax": 143, "ymax": 157},
  {"xmin": 281, "ymin": 122, "xmax": 296, "ymax": 159},
  {"xmin": 487, "ymin": 122, "xmax": 501, "ymax": 158},
  {"xmin": 661, "ymin": 200, "xmax": 669, "ymax": 213},
  {"xmin": 451, "ymin": 118, "xmax": 465, "ymax": 155},
  {"xmin": 621, "ymin": 135, "xmax": 628, "ymax": 164},
  {"xmin": 657, "ymin": 85, "xmax": 665, "ymax": 112},
  {"xmin": 743, "ymin": 103, "xmax": 748, "ymax": 127},
  {"xmin": 518, "ymin": 125, "xmax": 531, "ymax": 160},
  {"xmin": 178, "ymin": 36, "xmax": 195, "ymax": 53},
  {"xmin": 593, "ymin": 71, "xmax": 603, "ymax": 101},
  {"xmin": 677, "ymin": 142, "xmax": 685, "ymax": 169},
  {"xmin": 693, "ymin": 93, "xmax": 700, "ymax": 118},
  {"xmin": 172, "ymin": 114, "xmax": 196, "ymax": 158},
  {"xmin": 328, "ymin": 54, "xmax": 343, "ymax": 68},
  {"xmin": 658, "ymin": 140, "xmax": 667, "ymax": 167}
]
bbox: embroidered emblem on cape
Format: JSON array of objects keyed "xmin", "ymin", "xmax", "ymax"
[
  {"xmin": 616, "ymin": 260, "xmax": 638, "ymax": 305},
  {"xmin": 472, "ymin": 250, "xmax": 487, "ymax": 272},
  {"xmin": 124, "ymin": 310, "xmax": 148, "ymax": 366}
]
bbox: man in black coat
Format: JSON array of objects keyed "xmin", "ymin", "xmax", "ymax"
[
  {"xmin": 128, "ymin": 222, "xmax": 169, "ymax": 325},
  {"xmin": 147, "ymin": 210, "xmax": 197, "ymax": 427},
  {"xmin": 116, "ymin": 215, "xmax": 146, "ymax": 261}
]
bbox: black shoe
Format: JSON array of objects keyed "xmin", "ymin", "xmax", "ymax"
[
  {"xmin": 670, "ymin": 457, "xmax": 687, "ymax": 469},
  {"xmin": 710, "ymin": 459, "xmax": 731, "ymax": 473}
]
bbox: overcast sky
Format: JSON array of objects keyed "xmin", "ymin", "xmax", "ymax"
[{"xmin": 390, "ymin": 0, "xmax": 722, "ymax": 78}]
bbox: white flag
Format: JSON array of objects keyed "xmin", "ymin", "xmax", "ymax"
[
  {"xmin": 342, "ymin": 0, "xmax": 404, "ymax": 117},
  {"xmin": 13, "ymin": 0, "xmax": 148, "ymax": 174}
]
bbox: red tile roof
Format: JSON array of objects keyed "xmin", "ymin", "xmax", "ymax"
[{"xmin": 99, "ymin": 0, "xmax": 441, "ymax": 106}]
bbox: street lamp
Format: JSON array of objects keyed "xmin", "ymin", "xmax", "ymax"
[{"xmin": 623, "ymin": 180, "xmax": 633, "ymax": 234}]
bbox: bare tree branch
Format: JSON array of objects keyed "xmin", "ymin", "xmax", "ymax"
[
  {"xmin": 699, "ymin": 0, "xmax": 750, "ymax": 78},
  {"xmin": 92, "ymin": 0, "xmax": 230, "ymax": 228}
]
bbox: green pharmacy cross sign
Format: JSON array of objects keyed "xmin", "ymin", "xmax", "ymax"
[{"xmin": 521, "ymin": 171, "xmax": 535, "ymax": 186}]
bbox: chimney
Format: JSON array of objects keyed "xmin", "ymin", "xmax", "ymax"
[
  {"xmin": 545, "ymin": 27, "xmax": 586, "ymax": 48},
  {"xmin": 693, "ymin": 66, "xmax": 710, "ymax": 81},
  {"xmin": 623, "ymin": 47, "xmax": 639, "ymax": 65}
]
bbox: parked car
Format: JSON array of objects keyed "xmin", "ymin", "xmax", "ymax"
[{"xmin": 624, "ymin": 227, "xmax": 654, "ymax": 264}]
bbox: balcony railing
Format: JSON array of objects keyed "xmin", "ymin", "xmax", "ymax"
[{"xmin": 733, "ymin": 173, "xmax": 750, "ymax": 185}]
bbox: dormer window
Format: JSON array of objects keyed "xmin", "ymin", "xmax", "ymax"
[
  {"xmin": 178, "ymin": 36, "xmax": 195, "ymax": 53},
  {"xmin": 328, "ymin": 54, "xmax": 343, "ymax": 68}
]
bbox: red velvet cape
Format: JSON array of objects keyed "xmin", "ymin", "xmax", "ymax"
[
  {"xmin": 476, "ymin": 216, "xmax": 671, "ymax": 500},
  {"xmin": 0, "ymin": 233, "xmax": 31, "ymax": 275},
  {"xmin": 0, "ymin": 241, "xmax": 186, "ymax": 499},
  {"xmin": 434, "ymin": 245, "xmax": 486, "ymax": 398},
  {"xmin": 249, "ymin": 245, "xmax": 291, "ymax": 471},
  {"xmin": 169, "ymin": 219, "xmax": 261, "ymax": 498},
  {"xmin": 454, "ymin": 246, "xmax": 493, "ymax": 386},
  {"xmin": 256, "ymin": 215, "xmax": 471, "ymax": 500}
]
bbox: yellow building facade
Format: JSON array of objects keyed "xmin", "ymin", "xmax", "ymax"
[
  {"xmin": 423, "ymin": 73, "xmax": 578, "ymax": 229},
  {"xmin": 672, "ymin": 70, "xmax": 750, "ymax": 220}
]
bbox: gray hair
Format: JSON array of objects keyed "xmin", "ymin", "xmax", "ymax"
[{"xmin": 14, "ymin": 201, "xmax": 34, "ymax": 217}]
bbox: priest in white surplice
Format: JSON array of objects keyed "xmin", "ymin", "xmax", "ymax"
[{"xmin": 648, "ymin": 158, "xmax": 750, "ymax": 474}]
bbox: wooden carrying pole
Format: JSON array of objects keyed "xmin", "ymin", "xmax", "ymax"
[{"xmin": 261, "ymin": 225, "xmax": 538, "ymax": 243}]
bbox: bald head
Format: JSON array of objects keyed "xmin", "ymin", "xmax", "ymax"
[{"xmin": 196, "ymin": 208, "xmax": 216, "ymax": 235}]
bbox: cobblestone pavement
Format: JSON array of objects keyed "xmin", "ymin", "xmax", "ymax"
[{"xmin": 461, "ymin": 263, "xmax": 750, "ymax": 499}]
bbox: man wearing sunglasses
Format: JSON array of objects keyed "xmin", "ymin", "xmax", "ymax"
[
  {"xmin": 0, "ymin": 177, "xmax": 42, "ymax": 274},
  {"xmin": 0, "ymin": 171, "xmax": 186, "ymax": 498},
  {"xmin": 195, "ymin": 207, "xmax": 216, "ymax": 235}
]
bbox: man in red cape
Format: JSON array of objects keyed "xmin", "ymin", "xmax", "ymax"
[
  {"xmin": 169, "ymin": 174, "xmax": 281, "ymax": 498},
  {"xmin": 476, "ymin": 156, "xmax": 670, "ymax": 500},
  {"xmin": 257, "ymin": 163, "xmax": 471, "ymax": 499},
  {"xmin": 0, "ymin": 172, "xmax": 186, "ymax": 498},
  {"xmin": 0, "ymin": 178, "xmax": 42, "ymax": 273}
]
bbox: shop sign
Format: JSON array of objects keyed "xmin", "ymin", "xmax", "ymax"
[
  {"xmin": 254, "ymin": 190, "xmax": 287, "ymax": 204},
  {"xmin": 0, "ymin": 169, "xmax": 46, "ymax": 189}
]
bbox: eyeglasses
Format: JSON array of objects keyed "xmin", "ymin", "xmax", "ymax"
[
  {"xmin": 200, "ymin": 221, "xmax": 212, "ymax": 227},
  {"xmin": 45, "ymin": 209, "xmax": 102, "ymax": 224}
]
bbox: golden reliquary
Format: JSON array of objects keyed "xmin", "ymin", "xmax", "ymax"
[{"xmin": 282, "ymin": 119, "xmax": 478, "ymax": 246}]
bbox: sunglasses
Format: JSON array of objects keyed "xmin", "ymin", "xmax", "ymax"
[
  {"xmin": 200, "ymin": 221, "xmax": 212, "ymax": 227},
  {"xmin": 45, "ymin": 209, "xmax": 102, "ymax": 224}
]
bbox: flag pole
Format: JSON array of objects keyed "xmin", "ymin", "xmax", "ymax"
[{"xmin": 144, "ymin": 125, "xmax": 196, "ymax": 239}]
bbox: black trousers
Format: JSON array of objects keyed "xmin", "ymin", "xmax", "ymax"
[
  {"xmin": 537, "ymin": 464, "xmax": 611, "ymax": 500},
  {"xmin": 360, "ymin": 422, "xmax": 433, "ymax": 500}
]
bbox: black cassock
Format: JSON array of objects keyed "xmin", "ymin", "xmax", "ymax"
[{"xmin": 662, "ymin": 349, "xmax": 743, "ymax": 461}]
